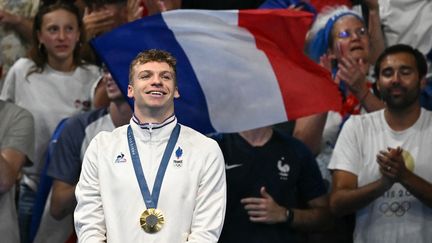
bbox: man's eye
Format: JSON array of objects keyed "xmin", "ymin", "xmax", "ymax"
[
  {"xmin": 161, "ymin": 75, "xmax": 172, "ymax": 80},
  {"xmin": 381, "ymin": 69, "xmax": 394, "ymax": 77},
  {"xmin": 400, "ymin": 68, "xmax": 413, "ymax": 76},
  {"xmin": 139, "ymin": 74, "xmax": 151, "ymax": 79}
]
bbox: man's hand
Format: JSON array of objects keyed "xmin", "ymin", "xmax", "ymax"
[
  {"xmin": 83, "ymin": 7, "xmax": 116, "ymax": 40},
  {"xmin": 377, "ymin": 147, "xmax": 409, "ymax": 182},
  {"xmin": 240, "ymin": 186, "xmax": 287, "ymax": 224}
]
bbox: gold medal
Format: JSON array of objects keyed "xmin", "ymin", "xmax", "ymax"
[{"xmin": 140, "ymin": 208, "xmax": 165, "ymax": 233}]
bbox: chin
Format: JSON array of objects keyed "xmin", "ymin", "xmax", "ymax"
[{"xmin": 350, "ymin": 51, "xmax": 368, "ymax": 61}]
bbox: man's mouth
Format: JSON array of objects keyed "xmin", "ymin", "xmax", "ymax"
[{"xmin": 147, "ymin": 91, "xmax": 165, "ymax": 96}]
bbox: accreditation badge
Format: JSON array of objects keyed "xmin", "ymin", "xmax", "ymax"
[{"xmin": 140, "ymin": 208, "xmax": 165, "ymax": 233}]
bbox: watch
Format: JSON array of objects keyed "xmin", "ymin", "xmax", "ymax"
[{"xmin": 286, "ymin": 208, "xmax": 294, "ymax": 226}]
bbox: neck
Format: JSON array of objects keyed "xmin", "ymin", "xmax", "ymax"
[
  {"xmin": 239, "ymin": 126, "xmax": 273, "ymax": 147},
  {"xmin": 109, "ymin": 100, "xmax": 132, "ymax": 127},
  {"xmin": 48, "ymin": 56, "xmax": 75, "ymax": 72},
  {"xmin": 134, "ymin": 106, "xmax": 174, "ymax": 124},
  {"xmin": 384, "ymin": 104, "xmax": 421, "ymax": 131}
]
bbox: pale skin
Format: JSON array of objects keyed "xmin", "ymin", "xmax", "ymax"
[
  {"xmin": 50, "ymin": 71, "xmax": 132, "ymax": 220},
  {"xmin": 127, "ymin": 61, "xmax": 179, "ymax": 123},
  {"xmin": 330, "ymin": 15, "xmax": 384, "ymax": 112},
  {"xmin": 294, "ymin": 14, "xmax": 384, "ymax": 153},
  {"xmin": 37, "ymin": 9, "xmax": 81, "ymax": 72},
  {"xmin": 330, "ymin": 52, "xmax": 432, "ymax": 217},
  {"xmin": 239, "ymin": 127, "xmax": 331, "ymax": 230}
]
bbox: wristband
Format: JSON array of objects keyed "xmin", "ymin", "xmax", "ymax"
[{"xmin": 286, "ymin": 208, "xmax": 294, "ymax": 226}]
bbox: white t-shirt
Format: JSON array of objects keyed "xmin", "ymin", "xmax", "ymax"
[
  {"xmin": 329, "ymin": 108, "xmax": 432, "ymax": 243},
  {"xmin": 0, "ymin": 58, "xmax": 101, "ymax": 182}
]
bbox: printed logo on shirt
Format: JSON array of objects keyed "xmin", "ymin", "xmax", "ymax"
[
  {"xmin": 114, "ymin": 152, "xmax": 127, "ymax": 163},
  {"xmin": 378, "ymin": 200, "xmax": 411, "ymax": 217},
  {"xmin": 225, "ymin": 164, "xmax": 243, "ymax": 170},
  {"xmin": 277, "ymin": 157, "xmax": 289, "ymax": 180},
  {"xmin": 173, "ymin": 146, "xmax": 183, "ymax": 167}
]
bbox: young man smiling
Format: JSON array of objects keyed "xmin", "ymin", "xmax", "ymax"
[{"xmin": 74, "ymin": 49, "xmax": 226, "ymax": 243}]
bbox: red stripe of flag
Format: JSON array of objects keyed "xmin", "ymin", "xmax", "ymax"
[{"xmin": 238, "ymin": 9, "xmax": 342, "ymax": 119}]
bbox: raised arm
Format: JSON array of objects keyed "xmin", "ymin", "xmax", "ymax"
[{"xmin": 364, "ymin": 0, "xmax": 385, "ymax": 64}]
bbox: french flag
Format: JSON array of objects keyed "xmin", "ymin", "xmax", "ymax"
[{"xmin": 91, "ymin": 9, "xmax": 341, "ymax": 134}]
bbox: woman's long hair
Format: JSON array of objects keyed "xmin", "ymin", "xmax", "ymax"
[{"xmin": 28, "ymin": 1, "xmax": 86, "ymax": 75}]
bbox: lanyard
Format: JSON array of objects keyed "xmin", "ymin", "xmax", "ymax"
[{"xmin": 127, "ymin": 124, "xmax": 180, "ymax": 208}]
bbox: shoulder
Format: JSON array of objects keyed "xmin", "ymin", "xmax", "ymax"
[
  {"xmin": 343, "ymin": 110, "xmax": 383, "ymax": 130},
  {"xmin": 421, "ymin": 108, "xmax": 432, "ymax": 119},
  {"xmin": 179, "ymin": 124, "xmax": 221, "ymax": 151},
  {"xmin": 63, "ymin": 108, "xmax": 108, "ymax": 134},
  {"xmin": 274, "ymin": 131, "xmax": 314, "ymax": 157},
  {"xmin": 7, "ymin": 58, "xmax": 34, "ymax": 74},
  {"xmin": 420, "ymin": 108, "xmax": 432, "ymax": 127},
  {"xmin": 12, "ymin": 58, "xmax": 34, "ymax": 68},
  {"xmin": 0, "ymin": 101, "xmax": 33, "ymax": 125},
  {"xmin": 77, "ymin": 64, "xmax": 101, "ymax": 77},
  {"xmin": 92, "ymin": 124, "xmax": 128, "ymax": 142},
  {"xmin": 67, "ymin": 108, "xmax": 108, "ymax": 127}
]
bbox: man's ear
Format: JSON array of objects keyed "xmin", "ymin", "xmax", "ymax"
[
  {"xmin": 127, "ymin": 84, "xmax": 134, "ymax": 99},
  {"xmin": 420, "ymin": 77, "xmax": 427, "ymax": 90},
  {"xmin": 174, "ymin": 86, "xmax": 180, "ymax": 99}
]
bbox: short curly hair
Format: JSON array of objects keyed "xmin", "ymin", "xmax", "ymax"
[{"xmin": 128, "ymin": 49, "xmax": 177, "ymax": 84}]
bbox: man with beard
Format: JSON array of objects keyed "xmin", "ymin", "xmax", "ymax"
[{"xmin": 328, "ymin": 44, "xmax": 432, "ymax": 243}]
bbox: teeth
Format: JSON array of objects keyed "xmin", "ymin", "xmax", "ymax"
[{"xmin": 150, "ymin": 91, "xmax": 163, "ymax": 96}]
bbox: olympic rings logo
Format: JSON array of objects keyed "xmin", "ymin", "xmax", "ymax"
[{"xmin": 378, "ymin": 201, "xmax": 411, "ymax": 217}]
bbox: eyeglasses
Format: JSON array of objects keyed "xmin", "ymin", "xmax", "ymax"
[{"xmin": 337, "ymin": 27, "xmax": 367, "ymax": 39}]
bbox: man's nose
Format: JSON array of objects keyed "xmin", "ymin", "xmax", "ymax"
[
  {"xmin": 150, "ymin": 76, "xmax": 163, "ymax": 85},
  {"xmin": 390, "ymin": 71, "xmax": 402, "ymax": 85}
]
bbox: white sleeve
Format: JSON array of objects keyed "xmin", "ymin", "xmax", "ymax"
[
  {"xmin": 187, "ymin": 141, "xmax": 226, "ymax": 243},
  {"xmin": 0, "ymin": 60, "xmax": 18, "ymax": 102},
  {"xmin": 74, "ymin": 135, "xmax": 106, "ymax": 242},
  {"xmin": 328, "ymin": 116, "xmax": 362, "ymax": 175}
]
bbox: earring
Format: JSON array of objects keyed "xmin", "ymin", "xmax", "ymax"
[{"xmin": 38, "ymin": 43, "xmax": 43, "ymax": 51}]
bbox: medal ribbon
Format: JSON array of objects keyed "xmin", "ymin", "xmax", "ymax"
[{"xmin": 127, "ymin": 123, "xmax": 180, "ymax": 209}]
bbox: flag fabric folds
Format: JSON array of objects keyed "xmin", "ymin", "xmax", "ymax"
[{"xmin": 91, "ymin": 9, "xmax": 341, "ymax": 134}]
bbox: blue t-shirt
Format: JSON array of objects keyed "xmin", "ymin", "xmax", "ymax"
[{"xmin": 47, "ymin": 108, "xmax": 109, "ymax": 185}]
